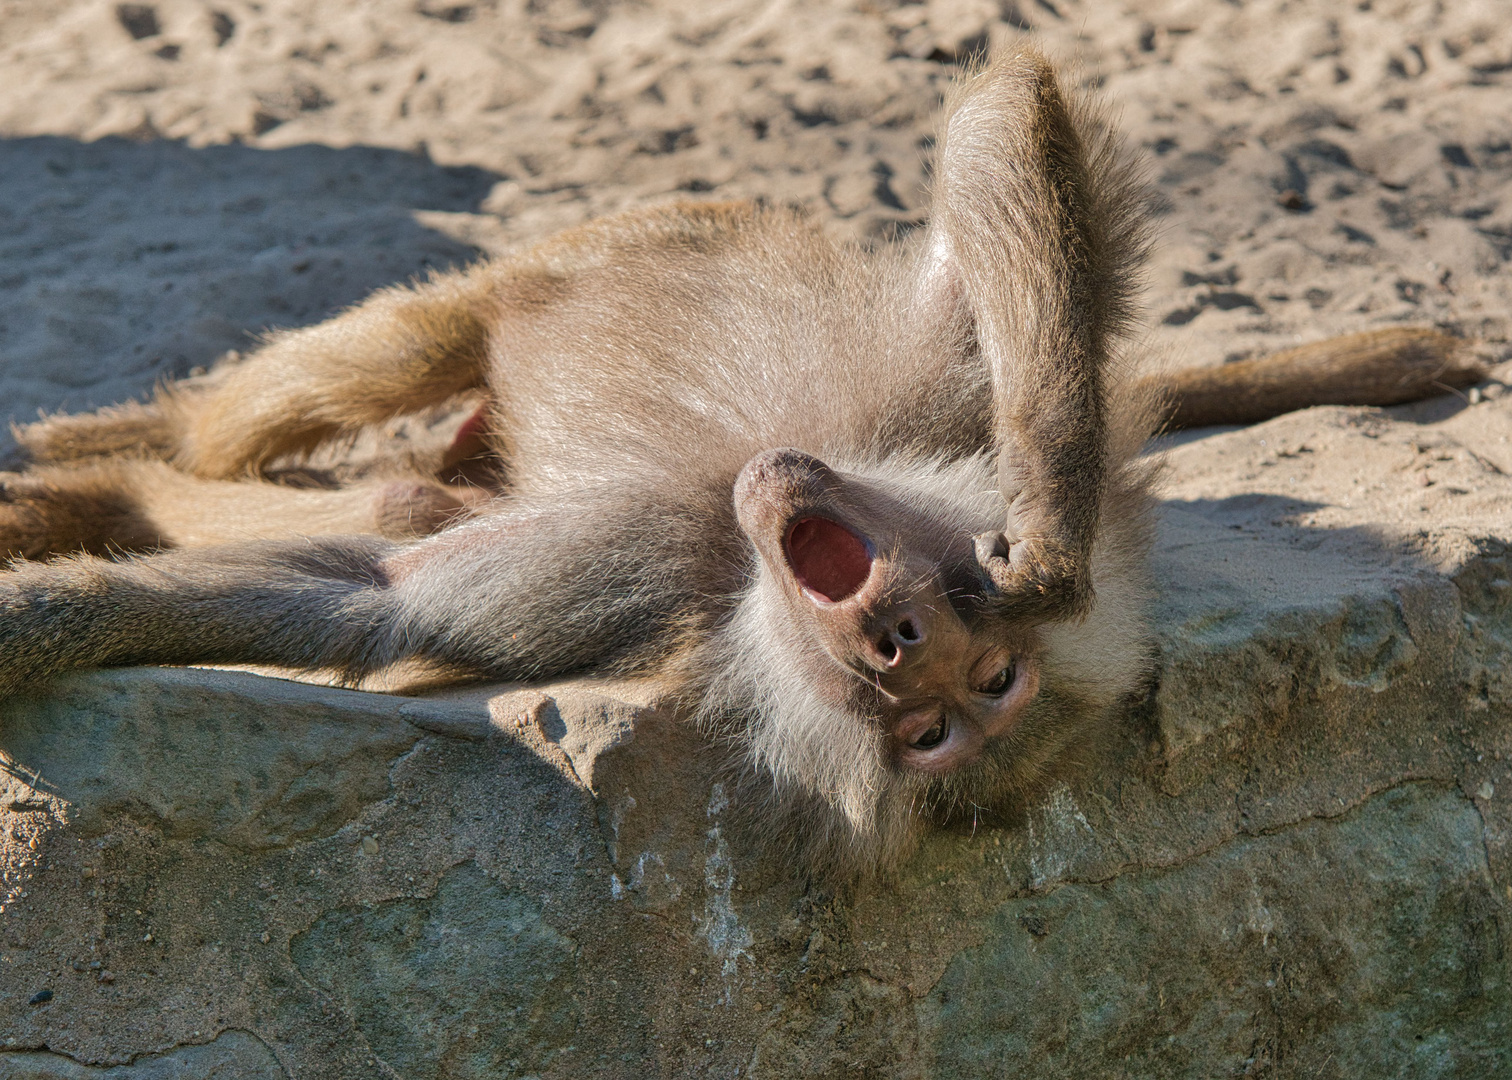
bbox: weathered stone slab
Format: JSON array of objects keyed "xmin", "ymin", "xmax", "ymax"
[
  {"xmin": 290, "ymin": 863, "xmax": 580, "ymax": 1080},
  {"xmin": 0, "ymin": 1030, "xmax": 283, "ymax": 1079},
  {"xmin": 920, "ymin": 783, "xmax": 1506, "ymax": 1079},
  {"xmin": 1, "ymin": 399, "xmax": 1510, "ymax": 1077},
  {"xmin": 0, "ymin": 668, "xmax": 430, "ymax": 848}
]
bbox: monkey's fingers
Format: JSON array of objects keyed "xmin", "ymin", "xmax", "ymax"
[
  {"xmin": 1147, "ymin": 327, "xmax": 1488, "ymax": 431},
  {"xmin": 972, "ymin": 532, "xmax": 1094, "ymax": 624}
]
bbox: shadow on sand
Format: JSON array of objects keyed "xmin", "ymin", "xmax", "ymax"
[{"xmin": 0, "ymin": 134, "xmax": 503, "ymax": 456}]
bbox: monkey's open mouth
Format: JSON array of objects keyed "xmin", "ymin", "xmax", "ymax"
[
  {"xmin": 784, "ymin": 517, "xmax": 873, "ymax": 603},
  {"xmin": 911, "ymin": 715, "xmax": 948, "ymax": 750}
]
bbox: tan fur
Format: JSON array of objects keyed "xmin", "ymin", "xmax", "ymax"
[
  {"xmin": 171, "ymin": 262, "xmax": 498, "ymax": 478},
  {"xmin": 0, "ymin": 458, "xmax": 479, "ymax": 559},
  {"xmin": 14, "ymin": 394, "xmax": 188, "ymax": 466},
  {"xmin": 0, "ymin": 49, "xmax": 1486, "ymax": 878},
  {"xmin": 0, "ymin": 463, "xmax": 164, "ymax": 559},
  {"xmin": 1145, "ymin": 326, "xmax": 1486, "ymax": 429}
]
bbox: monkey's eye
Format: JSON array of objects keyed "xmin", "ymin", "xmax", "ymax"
[
  {"xmin": 977, "ymin": 663, "xmax": 1015, "ymax": 696},
  {"xmin": 912, "ymin": 715, "xmax": 948, "ymax": 749}
]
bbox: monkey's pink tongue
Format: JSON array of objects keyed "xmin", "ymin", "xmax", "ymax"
[{"xmin": 785, "ymin": 517, "xmax": 871, "ymax": 602}]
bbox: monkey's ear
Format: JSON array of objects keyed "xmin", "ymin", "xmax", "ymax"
[{"xmin": 917, "ymin": 48, "xmax": 1148, "ymax": 382}]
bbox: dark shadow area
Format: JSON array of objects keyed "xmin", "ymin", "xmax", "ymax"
[
  {"xmin": 1160, "ymin": 492, "xmax": 1417, "ymax": 568},
  {"xmin": 1165, "ymin": 492, "xmax": 1332, "ymax": 527},
  {"xmin": 0, "ymin": 752, "xmax": 61, "ymax": 803},
  {"xmin": 1145, "ymin": 422, "xmax": 1246, "ymax": 453},
  {"xmin": 0, "ymin": 134, "xmax": 503, "ymax": 457},
  {"xmin": 1384, "ymin": 389, "xmax": 1478, "ymax": 425},
  {"xmin": 1153, "ymin": 492, "xmax": 1463, "ymax": 633}
]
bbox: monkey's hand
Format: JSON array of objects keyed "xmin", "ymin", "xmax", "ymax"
[{"xmin": 972, "ymin": 531, "xmax": 1094, "ymax": 623}]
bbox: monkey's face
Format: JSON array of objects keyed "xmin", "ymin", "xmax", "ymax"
[{"xmin": 734, "ymin": 448, "xmax": 1042, "ymax": 777}]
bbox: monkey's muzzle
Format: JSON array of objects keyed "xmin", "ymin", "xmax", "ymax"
[{"xmin": 733, "ymin": 447, "xmax": 1044, "ymax": 776}]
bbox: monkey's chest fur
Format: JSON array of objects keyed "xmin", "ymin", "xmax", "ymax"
[{"xmin": 479, "ymin": 204, "xmax": 996, "ymax": 502}]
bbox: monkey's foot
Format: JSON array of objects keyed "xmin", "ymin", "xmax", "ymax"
[
  {"xmin": 14, "ymin": 397, "xmax": 184, "ymax": 466},
  {"xmin": 0, "ymin": 468, "xmax": 162, "ymax": 560}
]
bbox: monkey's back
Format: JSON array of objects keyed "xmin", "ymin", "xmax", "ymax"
[{"xmin": 480, "ymin": 202, "xmax": 993, "ymax": 498}]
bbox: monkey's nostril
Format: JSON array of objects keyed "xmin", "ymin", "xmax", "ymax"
[
  {"xmin": 896, "ymin": 619, "xmax": 919, "ymax": 643},
  {"xmin": 877, "ymin": 637, "xmax": 899, "ymax": 664}
]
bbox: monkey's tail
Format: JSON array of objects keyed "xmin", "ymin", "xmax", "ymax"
[{"xmin": 1143, "ymin": 326, "xmax": 1488, "ymax": 431}]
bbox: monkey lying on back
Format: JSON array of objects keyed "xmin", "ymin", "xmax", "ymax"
[{"xmin": 0, "ymin": 51, "xmax": 1484, "ymax": 875}]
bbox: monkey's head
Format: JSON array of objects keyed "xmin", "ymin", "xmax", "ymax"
[
  {"xmin": 734, "ymin": 447, "xmax": 1044, "ymax": 777},
  {"xmin": 717, "ymin": 447, "xmax": 1149, "ymax": 873}
]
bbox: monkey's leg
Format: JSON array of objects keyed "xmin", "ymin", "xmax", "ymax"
[
  {"xmin": 17, "ymin": 262, "xmax": 499, "ymax": 479},
  {"xmin": 1143, "ymin": 327, "xmax": 1488, "ymax": 429},
  {"xmin": 0, "ymin": 459, "xmax": 477, "ymax": 559},
  {"xmin": 183, "ymin": 260, "xmax": 503, "ymax": 477},
  {"xmin": 921, "ymin": 48, "xmax": 1147, "ymax": 622},
  {"xmin": 12, "ymin": 395, "xmax": 186, "ymax": 467},
  {"xmin": 0, "ymin": 464, "xmax": 163, "ymax": 560},
  {"xmin": 0, "ymin": 487, "xmax": 722, "ymax": 697},
  {"xmin": 0, "ymin": 537, "xmax": 403, "ymax": 696}
]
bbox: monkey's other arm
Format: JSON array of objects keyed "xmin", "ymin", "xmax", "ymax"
[
  {"xmin": 0, "ymin": 537, "xmax": 400, "ymax": 695},
  {"xmin": 922, "ymin": 51, "xmax": 1147, "ymax": 623},
  {"xmin": 0, "ymin": 485, "xmax": 730, "ymax": 697}
]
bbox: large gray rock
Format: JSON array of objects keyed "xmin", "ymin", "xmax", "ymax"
[
  {"xmin": 0, "ymin": 1032, "xmax": 283, "ymax": 1079},
  {"xmin": 1, "ymin": 392, "xmax": 1511, "ymax": 1077}
]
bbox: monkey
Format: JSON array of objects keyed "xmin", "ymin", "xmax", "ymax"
[{"xmin": 0, "ymin": 50, "xmax": 1487, "ymax": 876}]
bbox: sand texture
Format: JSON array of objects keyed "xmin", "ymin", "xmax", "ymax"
[{"xmin": 2, "ymin": 0, "xmax": 1511, "ymax": 452}]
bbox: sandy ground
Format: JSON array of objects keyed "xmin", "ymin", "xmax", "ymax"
[{"xmin": 1, "ymin": 0, "xmax": 1510, "ymax": 456}]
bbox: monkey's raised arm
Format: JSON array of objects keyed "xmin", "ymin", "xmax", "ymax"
[{"xmin": 921, "ymin": 50, "xmax": 1147, "ymax": 622}]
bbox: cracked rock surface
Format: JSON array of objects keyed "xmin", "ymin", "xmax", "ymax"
[
  {"xmin": 2, "ymin": 0, "xmax": 1512, "ymax": 1076},
  {"xmin": 2, "ymin": 397, "xmax": 1510, "ymax": 1076}
]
